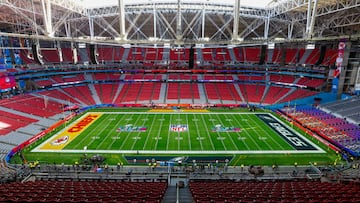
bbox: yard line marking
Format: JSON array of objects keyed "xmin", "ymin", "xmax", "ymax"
[
  {"xmin": 200, "ymin": 114, "xmax": 216, "ymax": 150},
  {"xmin": 250, "ymin": 114, "xmax": 287, "ymax": 150},
  {"xmin": 72, "ymin": 114, "xmax": 110, "ymax": 149},
  {"xmin": 154, "ymin": 114, "xmax": 165, "ymax": 149},
  {"xmin": 177, "ymin": 113, "xmax": 181, "ymax": 151},
  {"xmin": 165, "ymin": 114, "xmax": 173, "ymax": 150},
  {"xmin": 193, "ymin": 114, "xmax": 204, "ymax": 150},
  {"xmin": 90, "ymin": 115, "xmax": 122, "ymax": 150},
  {"xmin": 119, "ymin": 114, "xmax": 142, "ymax": 149},
  {"xmin": 245, "ymin": 114, "xmax": 278, "ymax": 150},
  {"xmin": 208, "ymin": 114, "xmax": 228, "ymax": 150},
  {"xmin": 185, "ymin": 114, "xmax": 192, "ymax": 151},
  {"xmin": 142, "ymin": 114, "xmax": 158, "ymax": 150},
  {"xmin": 106, "ymin": 114, "xmax": 129, "ymax": 150},
  {"xmin": 129, "ymin": 114, "xmax": 149, "ymax": 150},
  {"xmin": 215, "ymin": 113, "xmax": 239, "ymax": 150},
  {"xmin": 229, "ymin": 114, "xmax": 251, "ymax": 150}
]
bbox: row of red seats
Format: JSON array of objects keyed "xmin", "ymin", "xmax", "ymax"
[
  {"xmin": 0, "ymin": 181, "xmax": 167, "ymax": 203},
  {"xmin": 20, "ymin": 46, "xmax": 338, "ymax": 66},
  {"xmin": 0, "ymin": 95, "xmax": 63, "ymax": 118},
  {"xmin": 190, "ymin": 180, "xmax": 360, "ymax": 203},
  {"xmin": 0, "ymin": 110, "xmax": 38, "ymax": 135}
]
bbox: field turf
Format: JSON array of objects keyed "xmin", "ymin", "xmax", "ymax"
[{"xmin": 14, "ymin": 108, "xmax": 340, "ymax": 166}]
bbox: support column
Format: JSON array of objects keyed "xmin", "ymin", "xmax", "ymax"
[
  {"xmin": 118, "ymin": 0, "xmax": 126, "ymax": 40},
  {"xmin": 201, "ymin": 3, "xmax": 206, "ymax": 39},
  {"xmin": 307, "ymin": 0, "xmax": 318, "ymax": 39},
  {"xmin": 288, "ymin": 22, "xmax": 294, "ymax": 39},
  {"xmin": 305, "ymin": 0, "xmax": 312, "ymax": 38},
  {"xmin": 57, "ymin": 41, "xmax": 63, "ymax": 62},
  {"xmin": 41, "ymin": 0, "xmax": 53, "ymax": 36},
  {"xmin": 232, "ymin": 0, "xmax": 240, "ymax": 41},
  {"xmin": 264, "ymin": 17, "xmax": 270, "ymax": 39},
  {"xmin": 176, "ymin": 0, "xmax": 182, "ymax": 41},
  {"xmin": 88, "ymin": 16, "xmax": 94, "ymax": 39},
  {"xmin": 153, "ymin": 3, "xmax": 157, "ymax": 39}
]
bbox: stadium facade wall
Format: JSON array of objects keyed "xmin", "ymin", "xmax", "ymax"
[{"xmin": 268, "ymin": 92, "xmax": 338, "ymax": 110}]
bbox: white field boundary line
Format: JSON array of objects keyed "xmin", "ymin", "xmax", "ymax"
[
  {"xmin": 32, "ymin": 112, "xmax": 324, "ymax": 153},
  {"xmin": 31, "ymin": 149, "xmax": 326, "ymax": 154},
  {"xmin": 90, "ymin": 112, "xmax": 262, "ymax": 114}
]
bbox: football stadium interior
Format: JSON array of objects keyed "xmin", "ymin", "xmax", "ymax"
[{"xmin": 0, "ymin": 0, "xmax": 360, "ymax": 202}]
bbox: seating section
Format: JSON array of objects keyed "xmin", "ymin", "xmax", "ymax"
[
  {"xmin": 119, "ymin": 83, "xmax": 142, "ymax": 103},
  {"xmin": 94, "ymin": 83, "xmax": 118, "ymax": 104},
  {"xmin": 233, "ymin": 47, "xmax": 245, "ymax": 62},
  {"xmin": 0, "ymin": 110, "xmax": 38, "ymax": 135},
  {"xmin": 243, "ymin": 47, "xmax": 261, "ymax": 63},
  {"xmin": 170, "ymin": 48, "xmax": 189, "ymax": 61},
  {"xmin": 181, "ymin": 83, "xmax": 199, "ymax": 99},
  {"xmin": 262, "ymin": 86, "xmax": 291, "ymax": 105},
  {"xmin": 18, "ymin": 46, "xmax": 339, "ymax": 66},
  {"xmin": 145, "ymin": 47, "xmax": 163, "ymax": 62},
  {"xmin": 297, "ymin": 78, "xmax": 325, "ymax": 88},
  {"xmin": 0, "ymin": 73, "xmax": 322, "ymax": 124},
  {"xmin": 41, "ymin": 50, "xmax": 60, "ymax": 63},
  {"xmin": 202, "ymin": 48, "xmax": 214, "ymax": 61},
  {"xmin": 93, "ymin": 73, "xmax": 109, "ymax": 81},
  {"xmin": 35, "ymin": 78, "xmax": 55, "ymax": 87},
  {"xmin": 271, "ymin": 48, "xmax": 282, "ymax": 63},
  {"xmin": 38, "ymin": 89, "xmax": 81, "ymax": 105},
  {"xmin": 61, "ymin": 85, "xmax": 96, "ymax": 106},
  {"xmin": 204, "ymin": 83, "xmax": 220, "ymax": 100},
  {"xmin": 0, "ymin": 95, "xmax": 63, "ymax": 118},
  {"xmin": 239, "ymin": 84, "xmax": 265, "ymax": 103},
  {"xmin": 51, "ymin": 74, "xmax": 85, "ymax": 83},
  {"xmin": 167, "ymin": 83, "xmax": 179, "ymax": 100},
  {"xmin": 217, "ymin": 83, "xmax": 238, "ymax": 101},
  {"xmin": 270, "ymin": 75, "xmax": 295, "ymax": 83},
  {"xmin": 320, "ymin": 97, "xmax": 360, "ymax": 124},
  {"xmin": 0, "ymin": 181, "xmax": 167, "ymax": 203},
  {"xmin": 138, "ymin": 82, "xmax": 157, "ymax": 102},
  {"xmin": 60, "ymin": 48, "xmax": 74, "ymax": 63},
  {"xmin": 91, "ymin": 72, "xmax": 120, "ymax": 81},
  {"xmin": 128, "ymin": 47, "xmax": 145, "ymax": 61},
  {"xmin": 97, "ymin": 47, "xmax": 124, "ymax": 62},
  {"xmin": 279, "ymin": 89, "xmax": 317, "ymax": 104},
  {"xmin": 19, "ymin": 50, "xmax": 36, "ymax": 64},
  {"xmin": 321, "ymin": 49, "xmax": 338, "ymax": 65},
  {"xmin": 238, "ymin": 74, "xmax": 265, "ymax": 82},
  {"xmin": 282, "ymin": 105, "xmax": 360, "ymax": 156},
  {"xmin": 190, "ymin": 180, "xmax": 360, "ymax": 203}
]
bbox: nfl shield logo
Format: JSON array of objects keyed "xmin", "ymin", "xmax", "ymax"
[{"xmin": 170, "ymin": 124, "xmax": 188, "ymax": 132}]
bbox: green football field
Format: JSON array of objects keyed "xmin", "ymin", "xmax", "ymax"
[
  {"xmin": 34, "ymin": 111, "xmax": 323, "ymax": 153},
  {"xmin": 17, "ymin": 108, "xmax": 340, "ymax": 166}
]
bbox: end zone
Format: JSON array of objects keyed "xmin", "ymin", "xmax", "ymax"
[{"xmin": 35, "ymin": 113, "xmax": 102, "ymax": 151}]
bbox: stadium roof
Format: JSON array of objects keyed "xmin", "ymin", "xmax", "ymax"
[
  {"xmin": 78, "ymin": 0, "xmax": 274, "ymax": 9},
  {"xmin": 0, "ymin": 0, "xmax": 359, "ymax": 46}
]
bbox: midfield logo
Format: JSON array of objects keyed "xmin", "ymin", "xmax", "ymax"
[
  {"xmin": 170, "ymin": 124, "xmax": 188, "ymax": 132},
  {"xmin": 117, "ymin": 124, "xmax": 147, "ymax": 132},
  {"xmin": 212, "ymin": 124, "xmax": 241, "ymax": 132}
]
